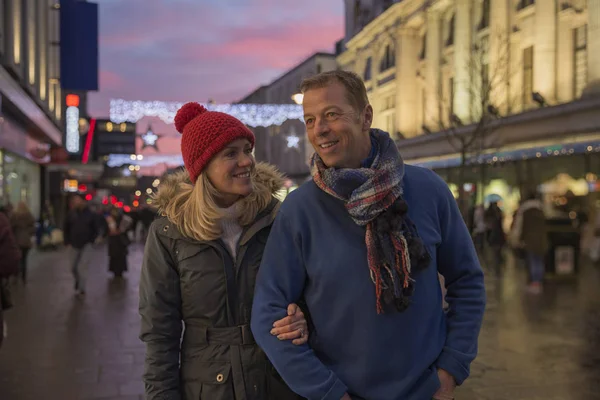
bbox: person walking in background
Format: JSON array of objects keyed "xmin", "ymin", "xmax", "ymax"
[
  {"xmin": 472, "ymin": 204, "xmax": 487, "ymax": 254},
  {"xmin": 484, "ymin": 201, "xmax": 506, "ymax": 274},
  {"xmin": 63, "ymin": 195, "xmax": 98, "ymax": 297},
  {"xmin": 10, "ymin": 202, "xmax": 36, "ymax": 283},
  {"xmin": 105, "ymin": 208, "xmax": 132, "ymax": 278},
  {"xmin": 0, "ymin": 210, "xmax": 20, "ymax": 349},
  {"xmin": 139, "ymin": 102, "xmax": 308, "ymax": 399},
  {"xmin": 511, "ymin": 192, "xmax": 548, "ymax": 294}
]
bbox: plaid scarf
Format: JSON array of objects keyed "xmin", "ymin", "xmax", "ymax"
[{"xmin": 311, "ymin": 129, "xmax": 430, "ymax": 313}]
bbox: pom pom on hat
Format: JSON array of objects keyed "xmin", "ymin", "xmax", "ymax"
[
  {"xmin": 174, "ymin": 102, "xmax": 207, "ymax": 134},
  {"xmin": 174, "ymin": 101, "xmax": 255, "ymax": 183}
]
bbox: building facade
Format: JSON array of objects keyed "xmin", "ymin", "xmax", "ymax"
[
  {"xmin": 0, "ymin": 0, "xmax": 64, "ymax": 218},
  {"xmin": 337, "ymin": 0, "xmax": 600, "ymax": 221}
]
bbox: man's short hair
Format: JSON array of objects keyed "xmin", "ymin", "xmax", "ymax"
[{"xmin": 300, "ymin": 70, "xmax": 370, "ymax": 113}]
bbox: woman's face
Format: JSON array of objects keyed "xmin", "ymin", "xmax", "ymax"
[{"xmin": 205, "ymin": 138, "xmax": 254, "ymax": 207}]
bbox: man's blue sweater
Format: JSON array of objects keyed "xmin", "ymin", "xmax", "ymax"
[{"xmin": 251, "ymin": 165, "xmax": 486, "ymax": 400}]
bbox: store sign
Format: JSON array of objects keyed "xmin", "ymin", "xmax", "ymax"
[
  {"xmin": 66, "ymin": 94, "xmax": 80, "ymax": 153},
  {"xmin": 63, "ymin": 179, "xmax": 79, "ymax": 193}
]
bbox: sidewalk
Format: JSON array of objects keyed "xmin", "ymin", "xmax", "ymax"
[
  {"xmin": 0, "ymin": 243, "xmax": 146, "ymax": 400},
  {"xmin": 0, "ymin": 243, "xmax": 599, "ymax": 399}
]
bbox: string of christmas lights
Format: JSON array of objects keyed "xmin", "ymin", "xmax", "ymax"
[{"xmin": 109, "ymin": 99, "xmax": 304, "ymax": 127}]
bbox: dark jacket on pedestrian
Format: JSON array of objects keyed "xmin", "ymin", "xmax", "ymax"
[
  {"xmin": 0, "ymin": 211, "xmax": 20, "ymax": 348},
  {"xmin": 485, "ymin": 203, "xmax": 506, "ymax": 247},
  {"xmin": 518, "ymin": 199, "xmax": 548, "ymax": 256},
  {"xmin": 63, "ymin": 206, "xmax": 98, "ymax": 249},
  {"xmin": 10, "ymin": 209, "xmax": 36, "ymax": 249},
  {"xmin": 139, "ymin": 164, "xmax": 301, "ymax": 400}
]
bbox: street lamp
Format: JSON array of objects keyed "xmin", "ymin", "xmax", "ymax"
[{"xmin": 291, "ymin": 93, "xmax": 304, "ymax": 105}]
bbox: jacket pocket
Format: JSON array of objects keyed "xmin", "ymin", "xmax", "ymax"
[{"xmin": 181, "ymin": 361, "xmax": 233, "ymax": 400}]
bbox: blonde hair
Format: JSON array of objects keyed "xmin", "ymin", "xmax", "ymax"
[{"xmin": 157, "ymin": 168, "xmax": 275, "ymax": 242}]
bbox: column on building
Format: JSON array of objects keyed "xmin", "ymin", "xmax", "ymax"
[
  {"xmin": 425, "ymin": 9, "xmax": 442, "ymax": 129},
  {"xmin": 556, "ymin": 8, "xmax": 575, "ymax": 102},
  {"xmin": 396, "ymin": 27, "xmax": 420, "ymax": 137},
  {"xmin": 534, "ymin": 0, "xmax": 557, "ymax": 102},
  {"xmin": 585, "ymin": 0, "xmax": 600, "ymax": 95},
  {"xmin": 489, "ymin": 0, "xmax": 510, "ymax": 114},
  {"xmin": 453, "ymin": 0, "xmax": 472, "ymax": 123}
]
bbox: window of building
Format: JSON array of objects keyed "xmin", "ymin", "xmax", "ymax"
[
  {"xmin": 478, "ymin": 0, "xmax": 490, "ymax": 30},
  {"xmin": 316, "ymin": 63, "xmax": 322, "ymax": 74},
  {"xmin": 522, "ymin": 46, "xmax": 534, "ymax": 108},
  {"xmin": 0, "ymin": 0, "xmax": 5, "ymax": 56},
  {"xmin": 420, "ymin": 34, "xmax": 427, "ymax": 60},
  {"xmin": 421, "ymin": 87, "xmax": 427, "ymax": 127},
  {"xmin": 37, "ymin": 0, "xmax": 48, "ymax": 100},
  {"xmin": 27, "ymin": 0, "xmax": 37, "ymax": 85},
  {"xmin": 445, "ymin": 14, "xmax": 455, "ymax": 47},
  {"xmin": 449, "ymin": 77, "xmax": 454, "ymax": 118},
  {"xmin": 363, "ymin": 57, "xmax": 372, "ymax": 81},
  {"xmin": 386, "ymin": 113, "xmax": 395, "ymax": 136},
  {"xmin": 573, "ymin": 24, "xmax": 588, "ymax": 98},
  {"xmin": 379, "ymin": 44, "xmax": 395, "ymax": 72},
  {"xmin": 481, "ymin": 62, "xmax": 490, "ymax": 104},
  {"xmin": 13, "ymin": 0, "xmax": 22, "ymax": 64},
  {"xmin": 517, "ymin": 0, "xmax": 535, "ymax": 11}
]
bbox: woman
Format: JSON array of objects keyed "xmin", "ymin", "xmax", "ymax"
[
  {"xmin": 106, "ymin": 208, "xmax": 132, "ymax": 278},
  {"xmin": 0, "ymin": 210, "xmax": 20, "ymax": 349},
  {"xmin": 10, "ymin": 202, "xmax": 36, "ymax": 283},
  {"xmin": 511, "ymin": 192, "xmax": 548, "ymax": 294},
  {"xmin": 139, "ymin": 102, "xmax": 307, "ymax": 400}
]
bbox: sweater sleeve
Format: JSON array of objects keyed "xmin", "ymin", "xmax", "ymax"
[
  {"xmin": 433, "ymin": 174, "xmax": 486, "ymax": 385},
  {"xmin": 251, "ymin": 211, "xmax": 348, "ymax": 400}
]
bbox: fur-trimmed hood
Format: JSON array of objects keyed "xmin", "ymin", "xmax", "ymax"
[{"xmin": 154, "ymin": 162, "xmax": 285, "ymax": 214}]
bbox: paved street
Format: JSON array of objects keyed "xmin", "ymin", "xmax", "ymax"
[{"xmin": 0, "ymin": 243, "xmax": 599, "ymax": 400}]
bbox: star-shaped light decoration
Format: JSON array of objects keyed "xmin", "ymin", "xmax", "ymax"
[
  {"xmin": 140, "ymin": 124, "xmax": 161, "ymax": 150},
  {"xmin": 285, "ymin": 125, "xmax": 301, "ymax": 152}
]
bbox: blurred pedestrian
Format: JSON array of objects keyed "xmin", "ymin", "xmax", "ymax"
[
  {"xmin": 105, "ymin": 208, "xmax": 132, "ymax": 278},
  {"xmin": 472, "ymin": 204, "xmax": 486, "ymax": 254},
  {"xmin": 139, "ymin": 102, "xmax": 307, "ymax": 399},
  {"xmin": 512, "ymin": 192, "xmax": 548, "ymax": 294},
  {"xmin": 485, "ymin": 201, "xmax": 506, "ymax": 274},
  {"xmin": 0, "ymin": 211, "xmax": 20, "ymax": 349},
  {"xmin": 63, "ymin": 195, "xmax": 99, "ymax": 297},
  {"xmin": 10, "ymin": 202, "xmax": 36, "ymax": 283}
]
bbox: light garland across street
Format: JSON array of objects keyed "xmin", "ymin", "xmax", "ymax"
[{"xmin": 109, "ymin": 99, "xmax": 304, "ymax": 127}]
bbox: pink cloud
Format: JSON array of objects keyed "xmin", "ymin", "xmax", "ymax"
[{"xmin": 99, "ymin": 70, "xmax": 125, "ymax": 90}]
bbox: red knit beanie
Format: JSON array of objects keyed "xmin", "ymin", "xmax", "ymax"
[{"xmin": 174, "ymin": 102, "xmax": 255, "ymax": 183}]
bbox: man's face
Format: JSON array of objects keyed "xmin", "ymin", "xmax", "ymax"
[{"xmin": 303, "ymin": 82, "xmax": 372, "ymax": 169}]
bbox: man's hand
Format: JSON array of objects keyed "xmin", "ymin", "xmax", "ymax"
[
  {"xmin": 433, "ymin": 369, "xmax": 456, "ymax": 400},
  {"xmin": 340, "ymin": 394, "xmax": 352, "ymax": 400},
  {"xmin": 270, "ymin": 303, "xmax": 309, "ymax": 345}
]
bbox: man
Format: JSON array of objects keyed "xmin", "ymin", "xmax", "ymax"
[
  {"xmin": 251, "ymin": 71, "xmax": 485, "ymax": 400},
  {"xmin": 63, "ymin": 195, "xmax": 98, "ymax": 296}
]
